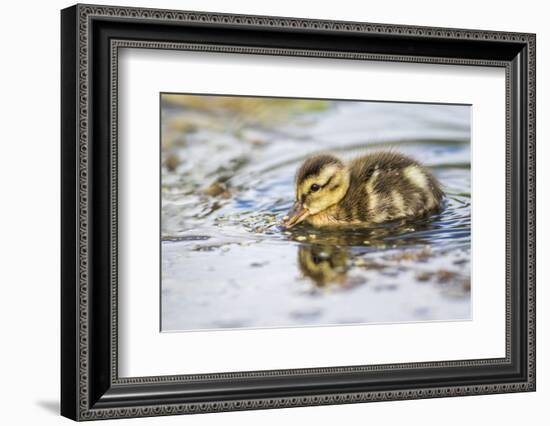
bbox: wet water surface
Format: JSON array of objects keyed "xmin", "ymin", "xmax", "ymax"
[{"xmin": 160, "ymin": 96, "xmax": 471, "ymax": 331}]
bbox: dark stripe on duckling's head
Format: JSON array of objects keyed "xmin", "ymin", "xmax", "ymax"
[{"xmin": 295, "ymin": 154, "xmax": 343, "ymax": 185}]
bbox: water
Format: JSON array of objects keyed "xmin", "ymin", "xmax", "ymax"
[{"xmin": 160, "ymin": 96, "xmax": 471, "ymax": 331}]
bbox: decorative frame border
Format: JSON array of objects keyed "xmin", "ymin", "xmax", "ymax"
[{"xmin": 61, "ymin": 3, "xmax": 536, "ymax": 421}]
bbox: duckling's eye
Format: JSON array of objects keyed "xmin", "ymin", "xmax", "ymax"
[
  {"xmin": 310, "ymin": 183, "xmax": 321, "ymax": 192},
  {"xmin": 312, "ymin": 255, "xmax": 322, "ymax": 265}
]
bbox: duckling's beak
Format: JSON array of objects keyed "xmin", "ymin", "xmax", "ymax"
[{"xmin": 283, "ymin": 202, "xmax": 310, "ymax": 228}]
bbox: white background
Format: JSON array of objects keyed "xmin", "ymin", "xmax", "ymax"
[
  {"xmin": 120, "ymin": 50, "xmax": 505, "ymax": 376},
  {"xmin": 0, "ymin": 0, "xmax": 547, "ymax": 425}
]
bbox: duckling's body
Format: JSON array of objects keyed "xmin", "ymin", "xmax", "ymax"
[{"xmin": 284, "ymin": 152, "xmax": 444, "ymax": 228}]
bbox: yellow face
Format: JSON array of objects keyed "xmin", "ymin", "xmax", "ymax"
[
  {"xmin": 284, "ymin": 163, "xmax": 350, "ymax": 228},
  {"xmin": 297, "ymin": 164, "xmax": 349, "ymax": 214},
  {"xmin": 298, "ymin": 245, "xmax": 349, "ymax": 286}
]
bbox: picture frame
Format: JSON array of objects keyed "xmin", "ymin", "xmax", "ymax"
[{"xmin": 61, "ymin": 3, "xmax": 536, "ymax": 421}]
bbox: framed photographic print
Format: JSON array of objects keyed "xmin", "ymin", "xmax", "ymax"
[{"xmin": 61, "ymin": 3, "xmax": 536, "ymax": 421}]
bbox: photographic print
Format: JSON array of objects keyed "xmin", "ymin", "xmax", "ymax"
[
  {"xmin": 160, "ymin": 94, "xmax": 471, "ymax": 332},
  {"xmin": 61, "ymin": 6, "xmax": 536, "ymax": 418}
]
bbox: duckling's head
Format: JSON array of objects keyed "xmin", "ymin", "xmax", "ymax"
[
  {"xmin": 284, "ymin": 154, "xmax": 350, "ymax": 228},
  {"xmin": 298, "ymin": 245, "xmax": 349, "ymax": 286}
]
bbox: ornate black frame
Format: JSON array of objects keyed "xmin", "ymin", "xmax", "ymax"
[{"xmin": 61, "ymin": 3, "xmax": 536, "ymax": 421}]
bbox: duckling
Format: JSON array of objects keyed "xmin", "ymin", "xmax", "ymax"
[
  {"xmin": 283, "ymin": 151, "xmax": 443, "ymax": 228},
  {"xmin": 298, "ymin": 245, "xmax": 349, "ymax": 286}
]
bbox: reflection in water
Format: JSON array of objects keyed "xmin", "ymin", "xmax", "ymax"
[
  {"xmin": 298, "ymin": 245, "xmax": 349, "ymax": 287},
  {"xmin": 160, "ymin": 96, "xmax": 472, "ymax": 331},
  {"xmin": 297, "ymin": 240, "xmax": 470, "ymax": 297}
]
